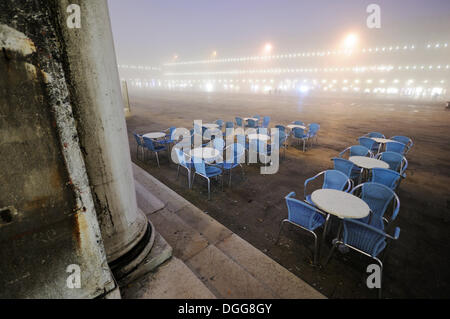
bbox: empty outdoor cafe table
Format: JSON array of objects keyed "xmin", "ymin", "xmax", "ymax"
[
  {"xmin": 311, "ymin": 189, "xmax": 371, "ymax": 256},
  {"xmin": 349, "ymin": 156, "xmax": 389, "ymax": 183},
  {"xmin": 244, "ymin": 117, "xmax": 259, "ymax": 122},
  {"xmin": 287, "ymin": 124, "xmax": 307, "ymax": 130},
  {"xmin": 143, "ymin": 132, "xmax": 166, "ymax": 140}
]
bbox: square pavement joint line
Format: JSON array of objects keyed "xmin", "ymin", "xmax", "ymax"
[{"xmin": 132, "ymin": 163, "xmax": 326, "ymax": 299}]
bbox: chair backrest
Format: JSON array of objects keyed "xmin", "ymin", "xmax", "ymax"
[
  {"xmin": 342, "ymin": 219, "xmax": 390, "ymax": 257},
  {"xmin": 378, "ymin": 151, "xmax": 405, "ymax": 173},
  {"xmin": 371, "ymin": 168, "xmax": 402, "ymax": 190},
  {"xmin": 226, "ymin": 143, "xmax": 246, "ymax": 164},
  {"xmin": 133, "ymin": 133, "xmax": 143, "ymax": 146},
  {"xmin": 225, "ymin": 121, "xmax": 234, "ymax": 129},
  {"xmin": 215, "ymin": 120, "xmax": 224, "ymax": 129},
  {"xmin": 293, "ymin": 127, "xmax": 306, "ymax": 138},
  {"xmin": 386, "ymin": 141, "xmax": 406, "ymax": 155},
  {"xmin": 253, "ymin": 115, "xmax": 261, "ymax": 120},
  {"xmin": 293, "ymin": 121, "xmax": 305, "ymax": 126},
  {"xmin": 235, "ymin": 117, "xmax": 243, "ymax": 126},
  {"xmin": 358, "ymin": 137, "xmax": 377, "ymax": 150},
  {"xmin": 285, "ymin": 192, "xmax": 321, "ymax": 230},
  {"xmin": 323, "ymin": 170, "xmax": 350, "ymax": 191},
  {"xmin": 262, "ymin": 116, "xmax": 271, "ymax": 127},
  {"xmin": 332, "ymin": 157, "xmax": 355, "ymax": 177},
  {"xmin": 356, "ymin": 182, "xmax": 397, "ymax": 229},
  {"xmin": 275, "ymin": 125, "xmax": 286, "ymax": 133},
  {"xmin": 247, "ymin": 119, "xmax": 258, "ymax": 128},
  {"xmin": 309, "ymin": 123, "xmax": 320, "ymax": 133},
  {"xmin": 192, "ymin": 157, "xmax": 207, "ymax": 176},
  {"xmin": 350, "ymin": 145, "xmax": 371, "ymax": 157},
  {"xmin": 366, "ymin": 132, "xmax": 385, "ymax": 138},
  {"xmin": 175, "ymin": 148, "xmax": 189, "ymax": 167},
  {"xmin": 142, "ymin": 137, "xmax": 156, "ymax": 151},
  {"xmin": 167, "ymin": 127, "xmax": 177, "ymax": 140},
  {"xmin": 213, "ymin": 138, "xmax": 225, "ymax": 153}
]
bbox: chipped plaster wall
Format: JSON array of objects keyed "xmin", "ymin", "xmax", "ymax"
[{"xmin": 0, "ymin": 1, "xmax": 116, "ymax": 298}]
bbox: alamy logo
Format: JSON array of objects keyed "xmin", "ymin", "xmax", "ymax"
[
  {"xmin": 67, "ymin": 4, "xmax": 81, "ymax": 29},
  {"xmin": 367, "ymin": 4, "xmax": 381, "ymax": 29},
  {"xmin": 66, "ymin": 264, "xmax": 81, "ymax": 289},
  {"xmin": 366, "ymin": 264, "xmax": 381, "ymax": 289}
]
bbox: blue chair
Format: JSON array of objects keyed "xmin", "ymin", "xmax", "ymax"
[
  {"xmin": 339, "ymin": 145, "xmax": 372, "ymax": 158},
  {"xmin": 391, "ymin": 136, "xmax": 413, "ymax": 154},
  {"xmin": 371, "ymin": 168, "xmax": 402, "ymax": 190},
  {"xmin": 351, "ymin": 182, "xmax": 400, "ymax": 230},
  {"xmin": 218, "ymin": 143, "xmax": 246, "ymax": 187},
  {"xmin": 275, "ymin": 125, "xmax": 286, "ymax": 134},
  {"xmin": 278, "ymin": 130, "xmax": 289, "ymax": 159},
  {"xmin": 223, "ymin": 121, "xmax": 235, "ymax": 138},
  {"xmin": 304, "ymin": 170, "xmax": 351, "ymax": 204},
  {"xmin": 133, "ymin": 133, "xmax": 145, "ymax": 160},
  {"xmin": 325, "ymin": 218, "xmax": 400, "ymax": 298},
  {"xmin": 213, "ymin": 138, "xmax": 225, "ymax": 162},
  {"xmin": 359, "ymin": 137, "xmax": 380, "ymax": 154},
  {"xmin": 385, "ymin": 141, "xmax": 407, "ymax": 155},
  {"xmin": 215, "ymin": 120, "xmax": 224, "ymax": 130},
  {"xmin": 377, "ymin": 152, "xmax": 408, "ymax": 177},
  {"xmin": 235, "ymin": 117, "xmax": 244, "ymax": 128},
  {"xmin": 159, "ymin": 127, "xmax": 177, "ymax": 149},
  {"xmin": 192, "ymin": 157, "xmax": 224, "ymax": 200},
  {"xmin": 292, "ymin": 127, "xmax": 309, "ymax": 152},
  {"xmin": 332, "ymin": 157, "xmax": 362, "ymax": 186},
  {"xmin": 276, "ymin": 192, "xmax": 327, "ymax": 265},
  {"xmin": 308, "ymin": 123, "xmax": 320, "ymax": 146},
  {"xmin": 365, "ymin": 132, "xmax": 385, "ymax": 138},
  {"xmin": 143, "ymin": 137, "xmax": 168, "ymax": 168},
  {"xmin": 175, "ymin": 148, "xmax": 193, "ymax": 188},
  {"xmin": 261, "ymin": 116, "xmax": 271, "ymax": 128}
]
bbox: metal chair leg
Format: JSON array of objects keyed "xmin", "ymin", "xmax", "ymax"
[
  {"xmin": 156, "ymin": 152, "xmax": 160, "ymax": 168},
  {"xmin": 324, "ymin": 241, "xmax": 338, "ymax": 267},
  {"xmin": 313, "ymin": 232, "xmax": 319, "ymax": 266},
  {"xmin": 187, "ymin": 169, "xmax": 192, "ymax": 189},
  {"xmin": 207, "ymin": 178, "xmax": 211, "ymax": 201},
  {"xmin": 176, "ymin": 165, "xmax": 180, "ymax": 180}
]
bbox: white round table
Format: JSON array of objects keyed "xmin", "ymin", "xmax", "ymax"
[
  {"xmin": 143, "ymin": 132, "xmax": 166, "ymax": 139},
  {"xmin": 371, "ymin": 138, "xmax": 394, "ymax": 144},
  {"xmin": 244, "ymin": 118, "xmax": 259, "ymax": 122},
  {"xmin": 287, "ymin": 124, "xmax": 306, "ymax": 130},
  {"xmin": 248, "ymin": 134, "xmax": 270, "ymax": 141},
  {"xmin": 311, "ymin": 189, "xmax": 370, "ymax": 219},
  {"xmin": 189, "ymin": 147, "xmax": 220, "ymax": 160},
  {"xmin": 349, "ymin": 156, "xmax": 389, "ymax": 169},
  {"xmin": 202, "ymin": 123, "xmax": 220, "ymax": 129}
]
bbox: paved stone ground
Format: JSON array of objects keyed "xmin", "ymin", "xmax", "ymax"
[{"xmin": 125, "ymin": 90, "xmax": 450, "ymax": 298}]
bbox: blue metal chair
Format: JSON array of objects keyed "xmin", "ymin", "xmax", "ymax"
[
  {"xmin": 365, "ymin": 132, "xmax": 385, "ymax": 138},
  {"xmin": 192, "ymin": 156, "xmax": 224, "ymax": 200},
  {"xmin": 292, "ymin": 127, "xmax": 309, "ymax": 152},
  {"xmin": 371, "ymin": 168, "xmax": 402, "ymax": 190},
  {"xmin": 308, "ymin": 123, "xmax": 320, "ymax": 146},
  {"xmin": 385, "ymin": 141, "xmax": 407, "ymax": 155},
  {"xmin": 377, "ymin": 152, "xmax": 408, "ymax": 177},
  {"xmin": 279, "ymin": 130, "xmax": 289, "ymax": 158},
  {"xmin": 351, "ymin": 182, "xmax": 400, "ymax": 230},
  {"xmin": 142, "ymin": 137, "xmax": 168, "ymax": 168},
  {"xmin": 359, "ymin": 137, "xmax": 380, "ymax": 154},
  {"xmin": 276, "ymin": 192, "xmax": 327, "ymax": 265},
  {"xmin": 304, "ymin": 170, "xmax": 351, "ymax": 204},
  {"xmin": 235, "ymin": 117, "xmax": 244, "ymax": 128},
  {"xmin": 223, "ymin": 121, "xmax": 235, "ymax": 138},
  {"xmin": 159, "ymin": 127, "xmax": 177, "ymax": 151},
  {"xmin": 246, "ymin": 119, "xmax": 259, "ymax": 128},
  {"xmin": 213, "ymin": 138, "xmax": 225, "ymax": 162},
  {"xmin": 339, "ymin": 145, "xmax": 372, "ymax": 158},
  {"xmin": 325, "ymin": 218, "xmax": 400, "ymax": 298},
  {"xmin": 332, "ymin": 157, "xmax": 362, "ymax": 187},
  {"xmin": 261, "ymin": 116, "xmax": 271, "ymax": 128},
  {"xmin": 390, "ymin": 136, "xmax": 413, "ymax": 154},
  {"xmin": 275, "ymin": 125, "xmax": 286, "ymax": 134},
  {"xmin": 218, "ymin": 143, "xmax": 246, "ymax": 187},
  {"xmin": 175, "ymin": 148, "xmax": 193, "ymax": 188},
  {"xmin": 133, "ymin": 133, "xmax": 145, "ymax": 160}
]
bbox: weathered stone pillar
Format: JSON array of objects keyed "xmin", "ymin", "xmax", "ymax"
[{"xmin": 52, "ymin": 0, "xmax": 154, "ymax": 275}]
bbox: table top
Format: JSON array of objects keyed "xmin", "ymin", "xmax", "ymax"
[
  {"xmin": 287, "ymin": 124, "xmax": 307, "ymax": 130},
  {"xmin": 349, "ymin": 156, "xmax": 390, "ymax": 169},
  {"xmin": 311, "ymin": 189, "xmax": 371, "ymax": 219},
  {"xmin": 244, "ymin": 118, "xmax": 259, "ymax": 121},
  {"xmin": 189, "ymin": 147, "xmax": 220, "ymax": 159},
  {"xmin": 248, "ymin": 134, "xmax": 270, "ymax": 141},
  {"xmin": 371, "ymin": 138, "xmax": 394, "ymax": 144},
  {"xmin": 143, "ymin": 132, "xmax": 166, "ymax": 139},
  {"xmin": 202, "ymin": 123, "xmax": 220, "ymax": 129}
]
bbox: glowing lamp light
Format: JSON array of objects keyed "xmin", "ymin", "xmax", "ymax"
[
  {"xmin": 344, "ymin": 34, "xmax": 358, "ymax": 49},
  {"xmin": 264, "ymin": 43, "xmax": 273, "ymax": 54}
]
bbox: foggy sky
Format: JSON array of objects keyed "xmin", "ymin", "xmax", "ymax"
[{"xmin": 108, "ymin": 0, "xmax": 450, "ymax": 66}]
